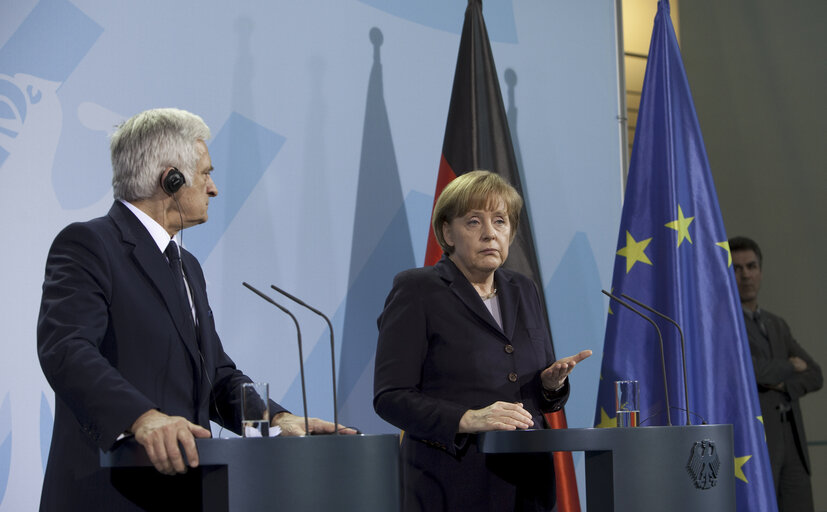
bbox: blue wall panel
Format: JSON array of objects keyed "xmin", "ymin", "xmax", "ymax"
[{"xmin": 0, "ymin": 1, "xmax": 622, "ymax": 508}]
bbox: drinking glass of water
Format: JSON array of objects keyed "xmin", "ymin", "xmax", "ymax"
[
  {"xmin": 242, "ymin": 382, "xmax": 270, "ymax": 437},
  {"xmin": 614, "ymin": 380, "xmax": 639, "ymax": 427}
]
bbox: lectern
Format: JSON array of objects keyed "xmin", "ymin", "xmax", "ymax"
[
  {"xmin": 101, "ymin": 434, "xmax": 400, "ymax": 511},
  {"xmin": 478, "ymin": 424, "xmax": 734, "ymax": 512}
]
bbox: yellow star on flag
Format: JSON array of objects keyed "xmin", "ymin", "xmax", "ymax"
[
  {"xmin": 616, "ymin": 231, "xmax": 653, "ymax": 273},
  {"xmin": 734, "ymin": 455, "xmax": 752, "ymax": 483},
  {"xmin": 665, "ymin": 205, "xmax": 695, "ymax": 247},
  {"xmin": 596, "ymin": 407, "xmax": 616, "ymax": 429},
  {"xmin": 757, "ymin": 415, "xmax": 766, "ymax": 441},
  {"xmin": 716, "ymin": 241, "xmax": 732, "ymax": 267}
]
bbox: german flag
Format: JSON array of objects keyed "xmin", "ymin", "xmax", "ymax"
[{"xmin": 425, "ymin": 1, "xmax": 580, "ymax": 510}]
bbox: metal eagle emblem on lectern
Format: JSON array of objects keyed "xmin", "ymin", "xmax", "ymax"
[{"xmin": 686, "ymin": 439, "xmax": 720, "ymax": 490}]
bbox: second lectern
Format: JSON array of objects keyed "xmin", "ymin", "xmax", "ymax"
[{"xmin": 479, "ymin": 424, "xmax": 734, "ymax": 512}]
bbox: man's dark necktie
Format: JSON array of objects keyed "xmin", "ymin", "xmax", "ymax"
[
  {"xmin": 165, "ymin": 240, "xmax": 196, "ymax": 333},
  {"xmin": 165, "ymin": 241, "xmax": 205, "ymax": 414}
]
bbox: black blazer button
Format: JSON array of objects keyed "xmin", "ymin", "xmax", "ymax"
[
  {"xmin": 508, "ymin": 372, "xmax": 518, "ymax": 382},
  {"xmin": 504, "ymin": 344, "xmax": 514, "ymax": 354}
]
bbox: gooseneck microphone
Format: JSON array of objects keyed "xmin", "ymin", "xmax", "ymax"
[
  {"xmin": 270, "ymin": 284, "xmax": 340, "ymax": 434},
  {"xmin": 242, "ymin": 282, "xmax": 310, "ymax": 435},
  {"xmin": 602, "ymin": 290, "xmax": 672, "ymax": 426},
  {"xmin": 620, "ymin": 293, "xmax": 691, "ymax": 426}
]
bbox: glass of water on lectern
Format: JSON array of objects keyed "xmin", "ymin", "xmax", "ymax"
[
  {"xmin": 614, "ymin": 380, "xmax": 639, "ymax": 427},
  {"xmin": 242, "ymin": 382, "xmax": 270, "ymax": 437}
]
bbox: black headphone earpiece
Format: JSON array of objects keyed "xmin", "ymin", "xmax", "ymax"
[{"xmin": 161, "ymin": 167, "xmax": 186, "ymax": 195}]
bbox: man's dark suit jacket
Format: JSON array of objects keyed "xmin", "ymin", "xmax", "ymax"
[
  {"xmin": 374, "ymin": 255, "xmax": 568, "ymax": 512},
  {"xmin": 37, "ymin": 201, "xmax": 286, "ymax": 511},
  {"xmin": 743, "ymin": 308, "xmax": 822, "ymax": 478}
]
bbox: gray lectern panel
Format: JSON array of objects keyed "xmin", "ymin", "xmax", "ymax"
[
  {"xmin": 478, "ymin": 425, "xmax": 734, "ymax": 512},
  {"xmin": 102, "ymin": 434, "xmax": 400, "ymax": 511}
]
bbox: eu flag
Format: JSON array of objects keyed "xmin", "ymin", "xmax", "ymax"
[{"xmin": 594, "ymin": 1, "xmax": 777, "ymax": 510}]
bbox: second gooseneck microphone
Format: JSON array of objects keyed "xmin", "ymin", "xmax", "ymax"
[
  {"xmin": 243, "ymin": 282, "xmax": 310, "ymax": 435},
  {"xmin": 620, "ymin": 293, "xmax": 691, "ymax": 426},
  {"xmin": 602, "ymin": 289, "xmax": 673, "ymax": 426},
  {"xmin": 270, "ymin": 284, "xmax": 340, "ymax": 434}
]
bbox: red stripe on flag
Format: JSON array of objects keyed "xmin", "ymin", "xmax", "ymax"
[
  {"xmin": 545, "ymin": 410, "xmax": 581, "ymax": 512},
  {"xmin": 423, "ymin": 154, "xmax": 457, "ymax": 267}
]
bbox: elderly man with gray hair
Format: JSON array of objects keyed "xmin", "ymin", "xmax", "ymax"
[{"xmin": 37, "ymin": 108, "xmax": 350, "ymax": 511}]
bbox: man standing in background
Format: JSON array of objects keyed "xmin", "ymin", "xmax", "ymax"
[{"xmin": 730, "ymin": 236, "xmax": 823, "ymax": 512}]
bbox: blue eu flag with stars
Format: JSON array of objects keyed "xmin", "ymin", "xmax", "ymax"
[{"xmin": 594, "ymin": 1, "xmax": 777, "ymax": 510}]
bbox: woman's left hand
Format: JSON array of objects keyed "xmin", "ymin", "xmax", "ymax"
[
  {"xmin": 271, "ymin": 412, "xmax": 358, "ymax": 436},
  {"xmin": 541, "ymin": 350, "xmax": 593, "ymax": 392}
]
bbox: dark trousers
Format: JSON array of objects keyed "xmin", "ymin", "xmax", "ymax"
[{"xmin": 773, "ymin": 418, "xmax": 814, "ymax": 512}]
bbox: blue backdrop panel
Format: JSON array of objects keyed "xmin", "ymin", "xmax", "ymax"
[{"xmin": 0, "ymin": 1, "xmax": 622, "ymax": 509}]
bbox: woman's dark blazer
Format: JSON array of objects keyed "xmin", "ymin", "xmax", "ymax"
[{"xmin": 374, "ymin": 255, "xmax": 568, "ymax": 512}]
